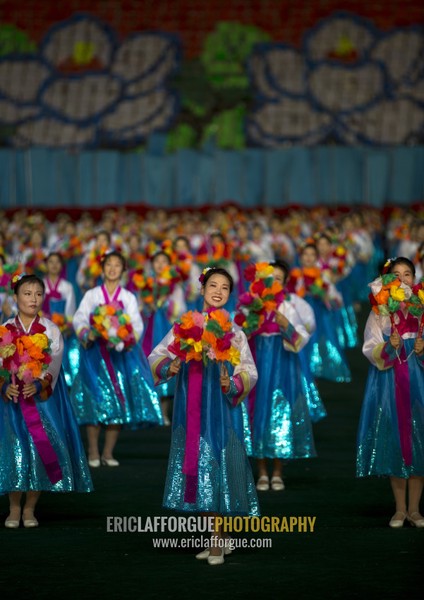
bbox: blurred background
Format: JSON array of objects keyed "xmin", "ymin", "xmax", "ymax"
[{"xmin": 0, "ymin": 0, "xmax": 423, "ymax": 210}]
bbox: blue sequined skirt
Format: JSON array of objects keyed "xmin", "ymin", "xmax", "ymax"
[
  {"xmin": 249, "ymin": 335, "xmax": 317, "ymax": 459},
  {"xmin": 163, "ymin": 362, "xmax": 259, "ymax": 516},
  {"xmin": 356, "ymin": 339, "xmax": 424, "ymax": 478},
  {"xmin": 70, "ymin": 341, "xmax": 163, "ymax": 428},
  {"xmin": 0, "ymin": 371, "xmax": 93, "ymax": 494},
  {"xmin": 304, "ymin": 296, "xmax": 351, "ymax": 383}
]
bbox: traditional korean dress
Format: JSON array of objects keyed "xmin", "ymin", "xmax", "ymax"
[
  {"xmin": 356, "ymin": 310, "xmax": 424, "ymax": 477},
  {"xmin": 142, "ymin": 284, "xmax": 186, "ymax": 400},
  {"xmin": 148, "ymin": 326, "xmax": 259, "ymax": 516},
  {"xmin": 248, "ymin": 298, "xmax": 317, "ymax": 460},
  {"xmin": 70, "ymin": 284, "xmax": 162, "ymax": 428},
  {"xmin": 287, "ymin": 267, "xmax": 351, "ymax": 383},
  {"xmin": 42, "ymin": 276, "xmax": 79, "ymax": 387},
  {"xmin": 0, "ymin": 315, "xmax": 93, "ymax": 493}
]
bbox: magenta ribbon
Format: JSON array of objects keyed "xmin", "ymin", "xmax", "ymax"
[
  {"xmin": 393, "ymin": 348, "xmax": 412, "ymax": 466},
  {"xmin": 99, "ymin": 343, "xmax": 126, "ymax": 407},
  {"xmin": 182, "ymin": 360, "xmax": 203, "ymax": 504},
  {"xmin": 42, "ymin": 278, "xmax": 62, "ymax": 314},
  {"xmin": 247, "ymin": 338, "xmax": 257, "ymax": 429},
  {"xmin": 142, "ymin": 315, "xmax": 154, "ymax": 356},
  {"xmin": 19, "ymin": 388, "xmax": 63, "ymax": 484}
]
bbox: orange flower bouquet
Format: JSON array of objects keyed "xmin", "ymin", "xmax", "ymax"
[
  {"xmin": 168, "ymin": 309, "xmax": 240, "ymax": 366},
  {"xmin": 0, "ymin": 321, "xmax": 52, "ymax": 384},
  {"xmin": 89, "ymin": 302, "xmax": 135, "ymax": 351}
]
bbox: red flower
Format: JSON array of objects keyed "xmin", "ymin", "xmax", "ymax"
[{"xmin": 244, "ymin": 264, "xmax": 257, "ymax": 282}]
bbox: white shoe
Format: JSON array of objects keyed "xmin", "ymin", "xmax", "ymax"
[
  {"xmin": 101, "ymin": 457, "xmax": 120, "ymax": 467},
  {"xmin": 207, "ymin": 549, "xmax": 225, "ymax": 566},
  {"xmin": 23, "ymin": 517, "xmax": 39, "ymax": 528},
  {"xmin": 88, "ymin": 458, "xmax": 101, "ymax": 468},
  {"xmin": 389, "ymin": 511, "xmax": 407, "ymax": 528},
  {"xmin": 196, "ymin": 541, "xmax": 233, "ymax": 560},
  {"xmin": 5, "ymin": 515, "xmax": 20, "ymax": 529},
  {"xmin": 271, "ymin": 476, "xmax": 285, "ymax": 491},
  {"xmin": 256, "ymin": 475, "xmax": 270, "ymax": 491},
  {"xmin": 407, "ymin": 512, "xmax": 424, "ymax": 528}
]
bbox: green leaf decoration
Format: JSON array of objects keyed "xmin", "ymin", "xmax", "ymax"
[
  {"xmin": 378, "ymin": 305, "xmax": 390, "ymax": 316},
  {"xmin": 0, "ymin": 24, "xmax": 37, "ymax": 56},
  {"xmin": 166, "ymin": 124, "xmax": 197, "ymax": 153},
  {"xmin": 205, "ymin": 319, "xmax": 224, "ymax": 337},
  {"xmin": 201, "ymin": 21, "xmax": 271, "ymax": 90},
  {"xmin": 381, "ymin": 273, "xmax": 398, "ymax": 285},
  {"xmin": 387, "ymin": 296, "xmax": 400, "ymax": 312}
]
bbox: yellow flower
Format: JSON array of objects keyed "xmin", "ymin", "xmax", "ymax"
[
  {"xmin": 30, "ymin": 333, "xmax": 49, "ymax": 350},
  {"xmin": 228, "ymin": 346, "xmax": 241, "ymax": 366},
  {"xmin": 0, "ymin": 343, "xmax": 16, "ymax": 358},
  {"xmin": 390, "ymin": 286, "xmax": 405, "ymax": 302},
  {"xmin": 187, "ymin": 338, "xmax": 203, "ymax": 353},
  {"xmin": 418, "ymin": 289, "xmax": 424, "ymax": 304}
]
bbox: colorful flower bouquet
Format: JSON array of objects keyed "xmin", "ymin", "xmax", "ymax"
[
  {"xmin": 368, "ymin": 273, "xmax": 423, "ymax": 331},
  {"xmin": 84, "ymin": 246, "xmax": 107, "ymax": 281},
  {"xmin": 61, "ymin": 236, "xmax": 83, "ymax": 261},
  {"xmin": 51, "ymin": 313, "xmax": 73, "ymax": 337},
  {"xmin": 89, "ymin": 302, "xmax": 136, "ymax": 351},
  {"xmin": 0, "ymin": 322, "xmax": 52, "ymax": 384},
  {"xmin": 234, "ymin": 262, "xmax": 285, "ymax": 336},
  {"xmin": 143, "ymin": 266, "xmax": 181, "ymax": 311},
  {"xmin": 287, "ymin": 267, "xmax": 331, "ymax": 304},
  {"xmin": 168, "ymin": 309, "xmax": 240, "ymax": 366}
]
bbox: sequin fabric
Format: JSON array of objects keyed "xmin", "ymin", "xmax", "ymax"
[{"xmin": 0, "ymin": 371, "xmax": 93, "ymax": 493}]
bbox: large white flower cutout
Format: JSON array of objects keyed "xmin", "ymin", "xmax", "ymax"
[
  {"xmin": 0, "ymin": 14, "xmax": 180, "ymax": 148},
  {"xmin": 248, "ymin": 12, "xmax": 424, "ymax": 146}
]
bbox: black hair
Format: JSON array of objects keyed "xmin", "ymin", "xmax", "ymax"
[
  {"xmin": 202, "ymin": 266, "xmax": 234, "ymax": 293},
  {"xmin": 316, "ymin": 234, "xmax": 332, "ymax": 245},
  {"xmin": 101, "ymin": 250, "xmax": 127, "ymax": 271},
  {"xmin": 13, "ymin": 274, "xmax": 45, "ymax": 295},
  {"xmin": 152, "ymin": 251, "xmax": 171, "ymax": 265},
  {"xmin": 0, "ymin": 253, "xmax": 6, "ymax": 265},
  {"xmin": 46, "ymin": 252, "xmax": 64, "ymax": 267},
  {"xmin": 301, "ymin": 243, "xmax": 318, "ymax": 255},
  {"xmin": 270, "ymin": 260, "xmax": 290, "ymax": 282},
  {"xmin": 96, "ymin": 230, "xmax": 111, "ymax": 244},
  {"xmin": 387, "ymin": 257, "xmax": 415, "ymax": 277},
  {"xmin": 173, "ymin": 236, "xmax": 191, "ymax": 250}
]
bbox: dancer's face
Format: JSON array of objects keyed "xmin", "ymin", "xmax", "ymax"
[
  {"xmin": 103, "ymin": 256, "xmax": 124, "ymax": 282},
  {"xmin": 273, "ymin": 267, "xmax": 286, "ymax": 286},
  {"xmin": 391, "ymin": 263, "xmax": 414, "ymax": 287},
  {"xmin": 15, "ymin": 282, "xmax": 44, "ymax": 319},
  {"xmin": 301, "ymin": 247, "xmax": 318, "ymax": 268},
  {"xmin": 201, "ymin": 274, "xmax": 231, "ymax": 310}
]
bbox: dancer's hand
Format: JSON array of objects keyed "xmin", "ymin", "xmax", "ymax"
[
  {"xmin": 4, "ymin": 383, "xmax": 19, "ymax": 403},
  {"xmin": 220, "ymin": 364, "xmax": 230, "ymax": 393},
  {"xmin": 168, "ymin": 357, "xmax": 182, "ymax": 376},
  {"xmin": 414, "ymin": 337, "xmax": 424, "ymax": 355},
  {"xmin": 390, "ymin": 329, "xmax": 401, "ymax": 350},
  {"xmin": 22, "ymin": 382, "xmax": 38, "ymax": 398},
  {"xmin": 275, "ymin": 311, "xmax": 289, "ymax": 329}
]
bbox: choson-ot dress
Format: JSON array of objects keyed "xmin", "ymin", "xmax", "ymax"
[
  {"xmin": 357, "ymin": 310, "xmax": 424, "ymax": 478},
  {"xmin": 248, "ymin": 297, "xmax": 317, "ymax": 461},
  {"xmin": 0, "ymin": 315, "xmax": 93, "ymax": 493},
  {"xmin": 148, "ymin": 326, "xmax": 260, "ymax": 516},
  {"xmin": 70, "ymin": 285, "xmax": 162, "ymax": 428}
]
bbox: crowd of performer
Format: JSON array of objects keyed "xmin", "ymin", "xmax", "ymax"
[{"xmin": 0, "ymin": 204, "xmax": 423, "ymax": 560}]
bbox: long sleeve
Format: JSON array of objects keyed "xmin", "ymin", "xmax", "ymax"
[
  {"xmin": 41, "ymin": 318, "xmax": 64, "ymax": 390},
  {"xmin": 277, "ymin": 300, "xmax": 311, "ymax": 352},
  {"xmin": 226, "ymin": 329, "xmax": 258, "ymax": 405},
  {"xmin": 291, "ymin": 293, "xmax": 316, "ymax": 335},
  {"xmin": 119, "ymin": 288, "xmax": 144, "ymax": 341},
  {"xmin": 58, "ymin": 279, "xmax": 76, "ymax": 317},
  {"xmin": 148, "ymin": 329, "xmax": 176, "ymax": 385},
  {"xmin": 72, "ymin": 288, "xmax": 98, "ymax": 342},
  {"xmin": 362, "ymin": 311, "xmax": 398, "ymax": 370}
]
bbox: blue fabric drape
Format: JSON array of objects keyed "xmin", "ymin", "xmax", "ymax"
[{"xmin": 1, "ymin": 144, "xmax": 423, "ymax": 209}]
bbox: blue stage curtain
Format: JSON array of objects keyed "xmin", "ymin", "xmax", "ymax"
[{"xmin": 1, "ymin": 144, "xmax": 423, "ymax": 210}]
